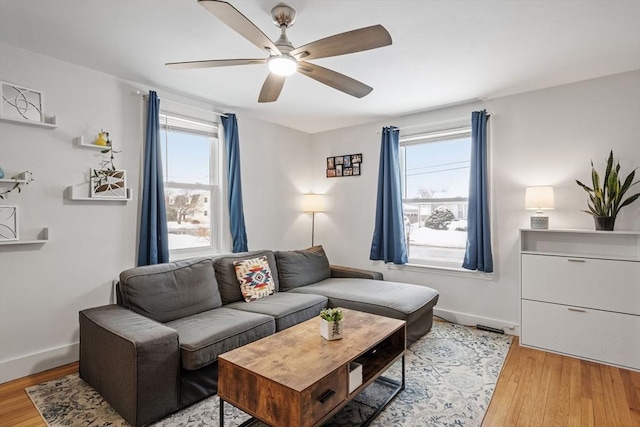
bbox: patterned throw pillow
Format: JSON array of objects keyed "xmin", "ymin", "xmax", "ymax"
[{"xmin": 233, "ymin": 256, "xmax": 276, "ymax": 302}]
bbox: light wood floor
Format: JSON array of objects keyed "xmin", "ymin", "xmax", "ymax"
[{"xmin": 1, "ymin": 338, "xmax": 638, "ymax": 426}]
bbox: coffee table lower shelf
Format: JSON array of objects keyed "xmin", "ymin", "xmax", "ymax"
[{"xmin": 220, "ymin": 355, "xmax": 405, "ymax": 427}]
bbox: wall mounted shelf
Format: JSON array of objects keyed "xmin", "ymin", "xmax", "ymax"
[
  {"xmin": 65, "ymin": 185, "xmax": 132, "ymax": 202},
  {"xmin": 0, "ymin": 227, "xmax": 49, "ymax": 246},
  {"xmin": 0, "ymin": 115, "xmax": 57, "ymax": 129},
  {"xmin": 0, "ymin": 178, "xmax": 29, "ymax": 185},
  {"xmin": 73, "ymin": 136, "xmax": 109, "ymax": 150}
]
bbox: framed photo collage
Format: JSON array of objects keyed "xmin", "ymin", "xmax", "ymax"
[{"xmin": 326, "ymin": 153, "xmax": 362, "ymax": 178}]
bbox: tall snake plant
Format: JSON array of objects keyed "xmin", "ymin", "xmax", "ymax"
[{"xmin": 575, "ymin": 150, "xmax": 639, "ymax": 218}]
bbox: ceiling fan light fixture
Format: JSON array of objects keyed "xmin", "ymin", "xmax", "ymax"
[{"xmin": 268, "ymin": 55, "xmax": 297, "ymax": 76}]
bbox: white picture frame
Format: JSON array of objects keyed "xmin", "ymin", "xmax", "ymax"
[
  {"xmin": 0, "ymin": 81, "xmax": 44, "ymax": 123},
  {"xmin": 0, "ymin": 205, "xmax": 19, "ymax": 241},
  {"xmin": 90, "ymin": 169, "xmax": 127, "ymax": 199}
]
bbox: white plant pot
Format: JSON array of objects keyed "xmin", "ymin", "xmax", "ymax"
[{"xmin": 320, "ymin": 318, "xmax": 343, "ymax": 340}]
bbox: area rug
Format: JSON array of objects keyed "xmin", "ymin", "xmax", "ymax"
[{"xmin": 26, "ymin": 321, "xmax": 512, "ymax": 427}]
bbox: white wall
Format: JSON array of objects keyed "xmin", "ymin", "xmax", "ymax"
[
  {"xmin": 311, "ymin": 70, "xmax": 640, "ymax": 331},
  {"xmin": 0, "ymin": 45, "xmax": 311, "ymax": 383}
]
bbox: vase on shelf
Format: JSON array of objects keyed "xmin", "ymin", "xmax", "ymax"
[{"xmin": 594, "ymin": 216, "xmax": 616, "ymax": 231}]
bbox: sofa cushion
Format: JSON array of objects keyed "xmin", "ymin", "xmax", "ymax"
[
  {"xmin": 226, "ymin": 293, "xmax": 328, "ymax": 331},
  {"xmin": 119, "ymin": 258, "xmax": 221, "ymax": 323},
  {"xmin": 165, "ymin": 307, "xmax": 275, "ymax": 370},
  {"xmin": 275, "ymin": 246, "xmax": 331, "ymax": 291},
  {"xmin": 234, "ymin": 256, "xmax": 276, "ymax": 302},
  {"xmin": 213, "ymin": 250, "xmax": 280, "ymax": 305}
]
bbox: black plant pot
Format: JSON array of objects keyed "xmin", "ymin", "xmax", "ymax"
[{"xmin": 594, "ymin": 216, "xmax": 616, "ymax": 231}]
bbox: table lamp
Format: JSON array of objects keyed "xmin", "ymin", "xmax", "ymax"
[{"xmin": 525, "ymin": 186, "xmax": 554, "ymax": 229}]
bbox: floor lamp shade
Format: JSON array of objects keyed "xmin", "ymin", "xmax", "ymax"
[
  {"xmin": 525, "ymin": 186, "xmax": 554, "ymax": 229},
  {"xmin": 303, "ymin": 194, "xmax": 325, "ymax": 247},
  {"xmin": 303, "ymin": 194, "xmax": 325, "ymax": 212}
]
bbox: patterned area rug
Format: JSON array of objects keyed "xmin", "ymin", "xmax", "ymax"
[{"xmin": 26, "ymin": 321, "xmax": 512, "ymax": 427}]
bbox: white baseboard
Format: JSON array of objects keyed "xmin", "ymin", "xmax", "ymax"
[
  {"xmin": 434, "ymin": 307, "xmax": 520, "ymax": 336},
  {"xmin": 0, "ymin": 343, "xmax": 79, "ymax": 384}
]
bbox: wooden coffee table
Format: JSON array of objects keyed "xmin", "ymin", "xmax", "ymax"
[{"xmin": 218, "ymin": 308, "xmax": 406, "ymax": 427}]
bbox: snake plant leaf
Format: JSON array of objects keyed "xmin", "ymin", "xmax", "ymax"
[
  {"xmin": 618, "ymin": 192, "xmax": 640, "ymax": 211},
  {"xmin": 575, "ymin": 179, "xmax": 593, "ymax": 192}
]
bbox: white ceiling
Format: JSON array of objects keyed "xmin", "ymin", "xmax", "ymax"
[{"xmin": 1, "ymin": 0, "xmax": 639, "ymax": 134}]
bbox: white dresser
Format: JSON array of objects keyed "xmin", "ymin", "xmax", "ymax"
[{"xmin": 520, "ymin": 228, "xmax": 640, "ymax": 371}]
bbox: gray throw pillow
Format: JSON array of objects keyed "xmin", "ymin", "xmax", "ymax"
[{"xmin": 275, "ymin": 246, "xmax": 331, "ymax": 291}]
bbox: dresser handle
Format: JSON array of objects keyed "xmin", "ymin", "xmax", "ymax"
[
  {"xmin": 318, "ymin": 389, "xmax": 335, "ymax": 403},
  {"xmin": 567, "ymin": 258, "xmax": 586, "ymax": 263},
  {"xmin": 568, "ymin": 307, "xmax": 586, "ymax": 313}
]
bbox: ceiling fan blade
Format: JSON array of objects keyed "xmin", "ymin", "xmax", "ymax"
[
  {"xmin": 198, "ymin": 0, "xmax": 280, "ymax": 55},
  {"xmin": 291, "ymin": 25, "xmax": 392, "ymax": 61},
  {"xmin": 258, "ymin": 73, "xmax": 286, "ymax": 103},
  {"xmin": 166, "ymin": 58, "xmax": 266, "ymax": 69},
  {"xmin": 298, "ymin": 61, "xmax": 373, "ymax": 98}
]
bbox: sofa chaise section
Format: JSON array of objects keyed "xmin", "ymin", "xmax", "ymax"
[{"xmin": 275, "ymin": 246, "xmax": 439, "ymax": 345}]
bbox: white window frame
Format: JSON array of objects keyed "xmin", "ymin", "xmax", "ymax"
[
  {"xmin": 399, "ymin": 126, "xmax": 472, "ymax": 269},
  {"xmin": 159, "ymin": 112, "xmax": 223, "ymax": 259}
]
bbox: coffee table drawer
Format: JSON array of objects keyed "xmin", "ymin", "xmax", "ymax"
[{"xmin": 303, "ymin": 365, "xmax": 348, "ymax": 426}]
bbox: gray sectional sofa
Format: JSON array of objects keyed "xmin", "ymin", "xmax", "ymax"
[{"xmin": 79, "ymin": 246, "xmax": 439, "ymax": 426}]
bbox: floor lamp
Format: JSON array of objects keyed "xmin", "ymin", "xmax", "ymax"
[{"xmin": 303, "ymin": 194, "xmax": 325, "ymax": 247}]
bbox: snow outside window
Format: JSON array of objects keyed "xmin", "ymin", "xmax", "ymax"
[
  {"xmin": 160, "ymin": 113, "xmax": 220, "ymax": 256},
  {"xmin": 400, "ymin": 127, "xmax": 472, "ymax": 268}
]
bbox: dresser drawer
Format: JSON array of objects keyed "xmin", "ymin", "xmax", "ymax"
[
  {"xmin": 521, "ymin": 254, "xmax": 640, "ymax": 315},
  {"xmin": 521, "ymin": 299, "xmax": 640, "ymax": 370}
]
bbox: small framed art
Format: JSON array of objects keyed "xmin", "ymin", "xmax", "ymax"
[
  {"xmin": 1, "ymin": 81, "xmax": 44, "ymax": 123},
  {"xmin": 0, "ymin": 205, "xmax": 19, "ymax": 241},
  {"xmin": 91, "ymin": 169, "xmax": 127, "ymax": 199}
]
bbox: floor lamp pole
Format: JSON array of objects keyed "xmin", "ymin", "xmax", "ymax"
[{"xmin": 311, "ymin": 211, "xmax": 316, "ymax": 247}]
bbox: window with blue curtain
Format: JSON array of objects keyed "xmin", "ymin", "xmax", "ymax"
[
  {"xmin": 221, "ymin": 113, "xmax": 248, "ymax": 253},
  {"xmin": 462, "ymin": 110, "xmax": 493, "ymax": 272},
  {"xmin": 137, "ymin": 90, "xmax": 169, "ymax": 266},
  {"xmin": 370, "ymin": 126, "xmax": 408, "ymax": 264}
]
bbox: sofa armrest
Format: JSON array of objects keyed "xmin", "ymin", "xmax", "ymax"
[
  {"xmin": 79, "ymin": 305, "xmax": 180, "ymax": 427},
  {"xmin": 330, "ymin": 265, "xmax": 384, "ymax": 280}
]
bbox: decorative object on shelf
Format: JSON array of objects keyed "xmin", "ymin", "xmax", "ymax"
[
  {"xmin": 90, "ymin": 169, "xmax": 127, "ymax": 199},
  {"xmin": 302, "ymin": 193, "xmax": 325, "ymax": 246},
  {"xmin": 94, "ymin": 130, "xmax": 110, "ymax": 146},
  {"xmin": 319, "ymin": 307, "xmax": 344, "ymax": 340},
  {"xmin": 327, "ymin": 153, "xmax": 362, "ymax": 177},
  {"xmin": 1, "ymin": 81, "xmax": 43, "ymax": 123},
  {"xmin": 576, "ymin": 150, "xmax": 639, "ymax": 231},
  {"xmin": 89, "ymin": 131, "xmax": 127, "ymax": 199},
  {"xmin": 0, "ymin": 171, "xmax": 34, "ymax": 199},
  {"xmin": 0, "ymin": 205, "xmax": 19, "ymax": 241},
  {"xmin": 0, "ymin": 166, "xmax": 4, "ymax": 179},
  {"xmin": 525, "ymin": 186, "xmax": 555, "ymax": 229}
]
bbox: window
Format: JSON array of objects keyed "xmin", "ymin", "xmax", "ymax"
[
  {"xmin": 400, "ymin": 127, "xmax": 472, "ymax": 267},
  {"xmin": 160, "ymin": 113, "xmax": 220, "ymax": 255}
]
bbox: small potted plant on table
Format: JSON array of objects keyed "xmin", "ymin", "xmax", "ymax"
[{"xmin": 320, "ymin": 308, "xmax": 344, "ymax": 340}]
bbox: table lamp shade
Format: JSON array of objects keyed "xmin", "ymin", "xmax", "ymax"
[
  {"xmin": 525, "ymin": 186, "xmax": 555, "ymax": 210},
  {"xmin": 525, "ymin": 186, "xmax": 554, "ymax": 229}
]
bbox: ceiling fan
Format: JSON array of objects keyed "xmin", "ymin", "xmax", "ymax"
[{"xmin": 166, "ymin": 0, "xmax": 392, "ymax": 103}]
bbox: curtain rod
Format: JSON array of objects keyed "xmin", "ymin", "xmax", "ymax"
[
  {"xmin": 135, "ymin": 90, "xmax": 228, "ymax": 118},
  {"xmin": 375, "ymin": 113, "xmax": 493, "ymax": 134}
]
